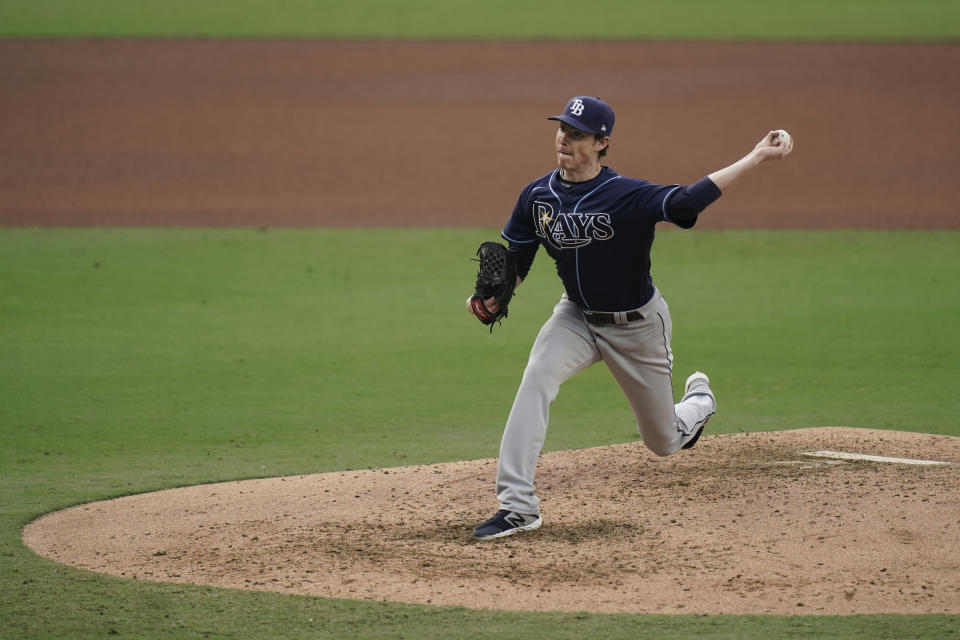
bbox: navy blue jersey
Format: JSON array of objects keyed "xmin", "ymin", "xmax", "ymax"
[{"xmin": 501, "ymin": 166, "xmax": 721, "ymax": 312}]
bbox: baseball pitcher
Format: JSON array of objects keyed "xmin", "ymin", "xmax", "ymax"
[{"xmin": 467, "ymin": 96, "xmax": 793, "ymax": 540}]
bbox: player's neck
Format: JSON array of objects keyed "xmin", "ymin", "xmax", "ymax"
[{"xmin": 559, "ymin": 163, "xmax": 602, "ymax": 183}]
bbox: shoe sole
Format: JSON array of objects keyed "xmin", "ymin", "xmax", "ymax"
[
  {"xmin": 473, "ymin": 517, "xmax": 542, "ymax": 541},
  {"xmin": 684, "ymin": 371, "xmax": 710, "ymax": 394}
]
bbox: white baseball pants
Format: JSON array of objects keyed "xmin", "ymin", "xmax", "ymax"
[{"xmin": 496, "ymin": 291, "xmax": 715, "ymax": 515}]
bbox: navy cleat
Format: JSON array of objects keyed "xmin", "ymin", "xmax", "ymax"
[
  {"xmin": 681, "ymin": 371, "xmax": 716, "ymax": 450},
  {"xmin": 472, "ymin": 509, "xmax": 542, "ymax": 540}
]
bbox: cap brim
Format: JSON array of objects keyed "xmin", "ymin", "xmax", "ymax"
[{"xmin": 547, "ymin": 114, "xmax": 602, "ymax": 135}]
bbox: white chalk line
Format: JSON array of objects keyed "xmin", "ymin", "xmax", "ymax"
[{"xmin": 801, "ymin": 450, "xmax": 955, "ymax": 466}]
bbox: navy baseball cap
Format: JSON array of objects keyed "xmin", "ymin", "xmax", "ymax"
[{"xmin": 547, "ymin": 96, "xmax": 615, "ymax": 136}]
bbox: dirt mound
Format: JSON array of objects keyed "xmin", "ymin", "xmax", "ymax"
[{"xmin": 23, "ymin": 428, "xmax": 960, "ymax": 615}]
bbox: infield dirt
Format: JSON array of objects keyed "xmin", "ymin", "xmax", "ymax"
[{"xmin": 2, "ymin": 40, "xmax": 959, "ymax": 229}]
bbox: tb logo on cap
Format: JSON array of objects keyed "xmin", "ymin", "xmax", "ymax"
[{"xmin": 569, "ymin": 99, "xmax": 585, "ymax": 116}]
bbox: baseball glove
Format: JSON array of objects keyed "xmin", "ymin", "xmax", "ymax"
[{"xmin": 470, "ymin": 241, "xmax": 517, "ymax": 330}]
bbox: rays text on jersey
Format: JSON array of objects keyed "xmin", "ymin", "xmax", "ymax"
[{"xmin": 533, "ymin": 201, "xmax": 614, "ymax": 250}]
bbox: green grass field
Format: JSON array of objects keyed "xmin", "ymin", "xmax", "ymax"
[
  {"xmin": 1, "ymin": 0, "xmax": 959, "ymax": 40},
  {"xmin": 2, "ymin": 228, "xmax": 959, "ymax": 639}
]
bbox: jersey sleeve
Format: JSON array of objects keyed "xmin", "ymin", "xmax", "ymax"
[
  {"xmin": 622, "ymin": 176, "xmax": 722, "ymax": 229},
  {"xmin": 501, "ymin": 183, "xmax": 540, "ymax": 281},
  {"xmin": 661, "ymin": 176, "xmax": 723, "ymax": 229},
  {"xmin": 621, "ymin": 178, "xmax": 684, "ymax": 225}
]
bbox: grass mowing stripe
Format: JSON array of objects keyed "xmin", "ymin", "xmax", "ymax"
[
  {"xmin": 2, "ymin": 228, "xmax": 958, "ymax": 639},
  {"xmin": 1, "ymin": 0, "xmax": 958, "ymax": 40}
]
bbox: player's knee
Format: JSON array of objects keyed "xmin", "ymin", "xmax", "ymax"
[
  {"xmin": 638, "ymin": 425, "xmax": 682, "ymax": 457},
  {"xmin": 645, "ymin": 441, "xmax": 678, "ymax": 457}
]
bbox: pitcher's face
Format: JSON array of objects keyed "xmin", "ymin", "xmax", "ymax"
[{"xmin": 555, "ymin": 122, "xmax": 608, "ymax": 176}]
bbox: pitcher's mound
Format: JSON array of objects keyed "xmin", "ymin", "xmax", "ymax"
[{"xmin": 22, "ymin": 428, "xmax": 960, "ymax": 615}]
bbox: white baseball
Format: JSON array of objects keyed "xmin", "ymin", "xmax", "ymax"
[{"xmin": 773, "ymin": 129, "xmax": 792, "ymax": 146}]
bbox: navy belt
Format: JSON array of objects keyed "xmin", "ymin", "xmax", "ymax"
[{"xmin": 581, "ymin": 308, "xmax": 645, "ymax": 326}]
